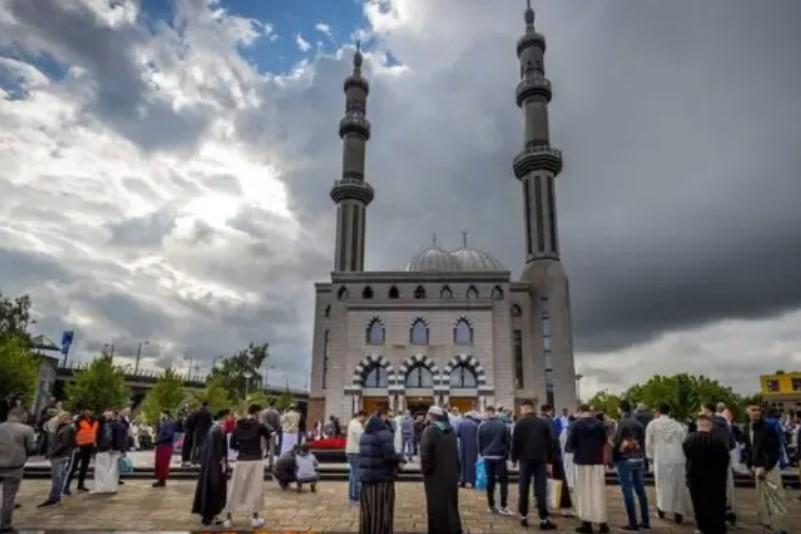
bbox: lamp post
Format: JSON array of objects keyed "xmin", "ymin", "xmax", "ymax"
[
  {"xmin": 244, "ymin": 370, "xmax": 254, "ymax": 400},
  {"xmin": 134, "ymin": 340, "xmax": 150, "ymax": 374}
]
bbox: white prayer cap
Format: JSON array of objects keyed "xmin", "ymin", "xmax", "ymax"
[{"xmin": 427, "ymin": 406, "xmax": 444, "ymax": 417}]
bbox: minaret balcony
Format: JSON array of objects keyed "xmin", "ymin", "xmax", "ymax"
[
  {"xmin": 339, "ymin": 112, "xmax": 371, "ymax": 139},
  {"xmin": 516, "ymin": 74, "xmax": 552, "ymax": 106},
  {"xmin": 513, "ymin": 145, "xmax": 563, "ymax": 178},
  {"xmin": 516, "ymin": 31, "xmax": 546, "ymax": 57},
  {"xmin": 331, "ymin": 178, "xmax": 375, "ymax": 205},
  {"xmin": 344, "ymin": 75, "xmax": 370, "ymax": 94}
]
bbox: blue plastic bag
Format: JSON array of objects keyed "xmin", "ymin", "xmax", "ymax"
[
  {"xmin": 118, "ymin": 455, "xmax": 133, "ymax": 474},
  {"xmin": 474, "ymin": 457, "xmax": 487, "ymax": 491}
]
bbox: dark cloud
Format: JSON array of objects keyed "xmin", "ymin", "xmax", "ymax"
[
  {"xmin": 107, "ymin": 209, "xmax": 176, "ymax": 247},
  {"xmin": 0, "ymin": 248, "xmax": 74, "ymax": 285}
]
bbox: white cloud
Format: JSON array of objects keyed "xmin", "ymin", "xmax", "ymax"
[
  {"xmin": 314, "ymin": 22, "xmax": 331, "ymax": 36},
  {"xmin": 295, "ymin": 32, "xmax": 311, "ymax": 52}
]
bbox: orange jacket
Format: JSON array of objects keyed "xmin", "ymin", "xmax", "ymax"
[{"xmin": 75, "ymin": 418, "xmax": 98, "ymax": 446}]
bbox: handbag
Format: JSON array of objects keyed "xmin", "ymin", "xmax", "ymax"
[
  {"xmin": 474, "ymin": 457, "xmax": 487, "ymax": 491},
  {"xmin": 117, "ymin": 455, "xmax": 133, "ymax": 474},
  {"xmin": 546, "ymin": 478, "xmax": 563, "ymax": 510}
]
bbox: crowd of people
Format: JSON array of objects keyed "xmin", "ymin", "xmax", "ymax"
[{"xmin": 0, "ymin": 396, "xmax": 797, "ymax": 534}]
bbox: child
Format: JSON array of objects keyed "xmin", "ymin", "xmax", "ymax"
[{"xmin": 294, "ymin": 444, "xmax": 319, "ymax": 492}]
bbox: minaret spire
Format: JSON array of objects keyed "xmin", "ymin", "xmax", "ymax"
[{"xmin": 331, "ymin": 43, "xmax": 373, "ymax": 272}]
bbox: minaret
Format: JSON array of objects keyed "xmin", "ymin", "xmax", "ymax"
[
  {"xmin": 331, "ymin": 42, "xmax": 374, "ymax": 272},
  {"xmin": 513, "ymin": 1, "xmax": 577, "ymax": 412}
]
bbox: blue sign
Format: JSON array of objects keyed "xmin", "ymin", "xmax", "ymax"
[{"xmin": 61, "ymin": 330, "xmax": 74, "ymax": 356}]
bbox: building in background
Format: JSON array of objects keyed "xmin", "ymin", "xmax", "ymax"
[
  {"xmin": 308, "ymin": 4, "xmax": 577, "ymax": 423},
  {"xmin": 760, "ymin": 370, "xmax": 801, "ymax": 411}
]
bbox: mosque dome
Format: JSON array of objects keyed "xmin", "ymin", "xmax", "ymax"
[
  {"xmin": 450, "ymin": 247, "xmax": 506, "ymax": 271},
  {"xmin": 406, "ymin": 246, "xmax": 461, "ymax": 272}
]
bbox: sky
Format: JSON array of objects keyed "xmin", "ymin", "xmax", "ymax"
[{"xmin": 1, "ymin": 0, "xmax": 800, "ymax": 397}]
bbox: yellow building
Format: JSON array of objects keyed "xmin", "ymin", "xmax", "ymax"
[{"xmin": 760, "ymin": 371, "xmax": 801, "ymax": 411}]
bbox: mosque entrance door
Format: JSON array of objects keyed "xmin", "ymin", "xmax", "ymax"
[
  {"xmin": 406, "ymin": 396, "xmax": 434, "ymax": 417},
  {"xmin": 449, "ymin": 396, "xmax": 478, "ymax": 414},
  {"xmin": 362, "ymin": 396, "xmax": 389, "ymax": 415}
]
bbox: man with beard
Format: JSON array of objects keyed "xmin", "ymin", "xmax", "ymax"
[
  {"xmin": 420, "ymin": 406, "xmax": 462, "ymax": 534},
  {"xmin": 192, "ymin": 409, "xmax": 230, "ymax": 526},
  {"xmin": 683, "ymin": 414, "xmax": 730, "ymax": 534}
]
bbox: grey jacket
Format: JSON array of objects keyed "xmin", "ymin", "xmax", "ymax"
[{"xmin": 0, "ymin": 421, "xmax": 36, "ymax": 471}]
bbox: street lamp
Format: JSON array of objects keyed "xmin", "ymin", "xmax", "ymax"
[
  {"xmin": 134, "ymin": 340, "xmax": 150, "ymax": 374},
  {"xmin": 244, "ymin": 370, "xmax": 255, "ymax": 400}
]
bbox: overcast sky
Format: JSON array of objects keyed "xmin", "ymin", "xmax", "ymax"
[{"xmin": 1, "ymin": 0, "xmax": 800, "ymax": 396}]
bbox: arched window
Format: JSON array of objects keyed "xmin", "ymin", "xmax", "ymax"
[
  {"xmin": 414, "ymin": 285, "xmax": 426, "ymax": 299},
  {"xmin": 324, "ymin": 305, "xmax": 331, "ymax": 318},
  {"xmin": 362, "ymin": 286, "xmax": 374, "ymax": 299},
  {"xmin": 410, "ymin": 318, "xmax": 429, "ymax": 345},
  {"xmin": 337, "ymin": 286, "xmax": 348, "ymax": 301},
  {"xmin": 366, "ymin": 318, "xmax": 385, "ymax": 345},
  {"xmin": 363, "ymin": 364, "xmax": 388, "ymax": 388},
  {"xmin": 510, "ymin": 304, "xmax": 522, "ymax": 317},
  {"xmin": 491, "ymin": 285, "xmax": 504, "ymax": 300},
  {"xmin": 453, "ymin": 318, "xmax": 473, "ymax": 345},
  {"xmin": 450, "ymin": 364, "xmax": 477, "ymax": 389},
  {"xmin": 466, "ymin": 285, "xmax": 479, "ymax": 299},
  {"xmin": 440, "ymin": 285, "xmax": 453, "ymax": 299},
  {"xmin": 405, "ymin": 364, "xmax": 434, "ymax": 388},
  {"xmin": 388, "ymin": 286, "xmax": 400, "ymax": 299}
]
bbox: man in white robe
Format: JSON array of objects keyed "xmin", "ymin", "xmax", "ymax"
[{"xmin": 645, "ymin": 404, "xmax": 689, "ymax": 524}]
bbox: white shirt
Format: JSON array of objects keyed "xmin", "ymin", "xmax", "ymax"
[
  {"xmin": 345, "ymin": 418, "xmax": 364, "ymax": 454},
  {"xmin": 645, "ymin": 415, "xmax": 687, "ymax": 464}
]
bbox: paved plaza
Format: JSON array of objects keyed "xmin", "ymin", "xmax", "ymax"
[{"xmin": 9, "ymin": 478, "xmax": 801, "ymax": 533}]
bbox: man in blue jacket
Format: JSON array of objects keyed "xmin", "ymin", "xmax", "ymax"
[
  {"xmin": 359, "ymin": 405, "xmax": 402, "ymax": 534},
  {"xmin": 477, "ymin": 406, "xmax": 512, "ymax": 516}
]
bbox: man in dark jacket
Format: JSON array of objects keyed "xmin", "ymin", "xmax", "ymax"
[
  {"xmin": 153, "ymin": 411, "xmax": 176, "ymax": 487},
  {"xmin": 359, "ymin": 405, "xmax": 402, "ymax": 534},
  {"xmin": 420, "ymin": 406, "xmax": 462, "ymax": 534},
  {"xmin": 511, "ymin": 400, "xmax": 558, "ymax": 530},
  {"xmin": 568, "ymin": 405, "xmax": 610, "ymax": 534},
  {"xmin": 613, "ymin": 401, "xmax": 650, "ymax": 531},
  {"xmin": 38, "ymin": 411, "xmax": 75, "ymax": 507},
  {"xmin": 684, "ymin": 414, "xmax": 730, "ymax": 534},
  {"xmin": 477, "ymin": 406, "xmax": 511, "ymax": 516},
  {"xmin": 701, "ymin": 402, "xmax": 737, "ymax": 526},
  {"xmin": 191, "ymin": 402, "xmax": 213, "ymax": 464},
  {"xmin": 744, "ymin": 404, "xmax": 787, "ymax": 534},
  {"xmin": 224, "ymin": 404, "xmax": 271, "ymax": 529}
]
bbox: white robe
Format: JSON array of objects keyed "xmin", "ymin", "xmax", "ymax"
[
  {"xmin": 645, "ymin": 415, "xmax": 689, "ymax": 515},
  {"xmin": 575, "ymin": 465, "xmax": 607, "ymax": 523},
  {"xmin": 93, "ymin": 450, "xmax": 120, "ymax": 494}
]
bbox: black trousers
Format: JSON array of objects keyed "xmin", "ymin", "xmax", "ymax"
[
  {"xmin": 518, "ymin": 460, "xmax": 549, "ymax": 520},
  {"xmin": 65, "ymin": 445, "xmax": 93, "ymax": 489},
  {"xmin": 484, "ymin": 458, "xmax": 508, "ymax": 509}
]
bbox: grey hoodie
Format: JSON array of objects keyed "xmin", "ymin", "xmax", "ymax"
[{"xmin": 0, "ymin": 420, "xmax": 36, "ymax": 472}]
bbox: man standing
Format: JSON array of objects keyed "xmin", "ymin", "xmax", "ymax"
[
  {"xmin": 744, "ymin": 404, "xmax": 787, "ymax": 534},
  {"xmin": 477, "ymin": 406, "xmax": 512, "ymax": 516},
  {"xmin": 191, "ymin": 402, "xmax": 213, "ymax": 464},
  {"xmin": 612, "ymin": 401, "xmax": 650, "ymax": 531},
  {"xmin": 645, "ymin": 403, "xmax": 688, "ymax": 524},
  {"xmin": 511, "ymin": 400, "xmax": 558, "ymax": 530},
  {"xmin": 223, "ymin": 404, "xmax": 271, "ymax": 529},
  {"xmin": 420, "ymin": 406, "xmax": 462, "ymax": 534},
  {"xmin": 260, "ymin": 403, "xmax": 281, "ymax": 468},
  {"xmin": 701, "ymin": 402, "xmax": 737, "ymax": 527},
  {"xmin": 38, "ymin": 411, "xmax": 75, "ymax": 507},
  {"xmin": 64, "ymin": 409, "xmax": 97, "ymax": 494},
  {"xmin": 345, "ymin": 410, "xmax": 366, "ymax": 505},
  {"xmin": 0, "ymin": 408, "xmax": 35, "ymax": 533},
  {"xmin": 683, "ymin": 414, "xmax": 730, "ymax": 534},
  {"xmin": 192, "ymin": 410, "xmax": 230, "ymax": 526},
  {"xmin": 280, "ymin": 405, "xmax": 301, "ymax": 455},
  {"xmin": 400, "ymin": 410, "xmax": 415, "ymax": 461},
  {"xmin": 568, "ymin": 405, "xmax": 610, "ymax": 534},
  {"xmin": 359, "ymin": 405, "xmax": 402, "ymax": 534},
  {"xmin": 153, "ymin": 410, "xmax": 176, "ymax": 487},
  {"xmin": 542, "ymin": 404, "xmax": 572, "ymax": 517},
  {"xmin": 457, "ymin": 411, "xmax": 479, "ymax": 488},
  {"xmin": 182, "ymin": 409, "xmax": 195, "ymax": 468}
]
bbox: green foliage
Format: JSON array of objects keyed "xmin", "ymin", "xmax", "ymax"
[
  {"xmin": 0, "ymin": 292, "xmax": 32, "ymax": 344},
  {"xmin": 191, "ymin": 376, "xmax": 233, "ymax": 415},
  {"xmin": 240, "ymin": 390, "xmax": 270, "ymax": 413},
  {"xmin": 66, "ymin": 357, "xmax": 130, "ymax": 412},
  {"xmin": 587, "ymin": 390, "xmax": 622, "ymax": 420},
  {"xmin": 139, "ymin": 369, "xmax": 187, "ymax": 425},
  {"xmin": 0, "ymin": 336, "xmax": 38, "ymax": 405},
  {"xmin": 275, "ymin": 389, "xmax": 294, "ymax": 412},
  {"xmin": 208, "ymin": 342, "xmax": 268, "ymax": 402}
]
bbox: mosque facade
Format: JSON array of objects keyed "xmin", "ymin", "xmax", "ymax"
[{"xmin": 307, "ymin": 4, "xmax": 577, "ymax": 423}]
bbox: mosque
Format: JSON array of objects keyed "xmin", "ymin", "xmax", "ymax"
[{"xmin": 307, "ymin": 3, "xmax": 577, "ymax": 423}]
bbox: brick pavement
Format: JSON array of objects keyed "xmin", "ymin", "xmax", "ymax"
[{"xmin": 10, "ymin": 479, "xmax": 801, "ymax": 533}]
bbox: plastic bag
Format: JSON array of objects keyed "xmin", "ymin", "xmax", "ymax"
[
  {"xmin": 474, "ymin": 457, "xmax": 487, "ymax": 491},
  {"xmin": 117, "ymin": 455, "xmax": 133, "ymax": 474},
  {"xmin": 546, "ymin": 478, "xmax": 562, "ymax": 510}
]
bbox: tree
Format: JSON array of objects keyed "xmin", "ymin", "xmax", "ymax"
[
  {"xmin": 140, "ymin": 369, "xmax": 187, "ymax": 425},
  {"xmin": 0, "ymin": 336, "xmax": 38, "ymax": 406},
  {"xmin": 66, "ymin": 356, "xmax": 130, "ymax": 413},
  {"xmin": 587, "ymin": 390, "xmax": 622, "ymax": 420},
  {"xmin": 208, "ymin": 342, "xmax": 269, "ymax": 402},
  {"xmin": 275, "ymin": 390, "xmax": 294, "ymax": 412},
  {"xmin": 191, "ymin": 376, "xmax": 233, "ymax": 415},
  {"xmin": 0, "ymin": 292, "xmax": 32, "ymax": 344}
]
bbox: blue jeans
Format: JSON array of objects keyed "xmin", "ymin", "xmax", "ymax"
[
  {"xmin": 616, "ymin": 459, "xmax": 650, "ymax": 528},
  {"xmin": 347, "ymin": 454, "xmax": 361, "ymax": 502},
  {"xmin": 49, "ymin": 457, "xmax": 70, "ymax": 503},
  {"xmin": 402, "ymin": 435, "xmax": 415, "ymax": 458}
]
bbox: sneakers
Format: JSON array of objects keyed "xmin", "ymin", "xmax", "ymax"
[
  {"xmin": 540, "ymin": 519, "xmax": 558, "ymax": 530},
  {"xmin": 498, "ymin": 507, "xmax": 513, "ymax": 517},
  {"xmin": 222, "ymin": 519, "xmax": 232, "ymax": 528},
  {"xmin": 251, "ymin": 517, "xmax": 265, "ymax": 529},
  {"xmin": 488, "ymin": 507, "xmax": 498, "ymax": 514}
]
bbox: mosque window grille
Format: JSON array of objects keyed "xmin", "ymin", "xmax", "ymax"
[
  {"xmin": 410, "ymin": 318, "xmax": 429, "ymax": 345},
  {"xmin": 450, "ymin": 364, "xmax": 478, "ymax": 389},
  {"xmin": 453, "ymin": 318, "xmax": 473, "ymax": 345},
  {"xmin": 363, "ymin": 363, "xmax": 389, "ymax": 389},
  {"xmin": 366, "ymin": 318, "xmax": 385, "ymax": 345},
  {"xmin": 405, "ymin": 364, "xmax": 434, "ymax": 388}
]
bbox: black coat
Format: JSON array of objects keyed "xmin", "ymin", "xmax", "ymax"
[
  {"xmin": 420, "ymin": 421, "xmax": 462, "ymax": 534},
  {"xmin": 683, "ymin": 431, "xmax": 730, "ymax": 534},
  {"xmin": 511, "ymin": 414, "xmax": 554, "ymax": 463},
  {"xmin": 359, "ymin": 416, "xmax": 401, "ymax": 483},
  {"xmin": 273, "ymin": 450, "xmax": 297, "ymax": 483},
  {"xmin": 191, "ymin": 425, "xmax": 227, "ymax": 524},
  {"xmin": 567, "ymin": 416, "xmax": 607, "ymax": 465},
  {"xmin": 744, "ymin": 419, "xmax": 781, "ymax": 470},
  {"xmin": 230, "ymin": 418, "xmax": 270, "ymax": 461},
  {"xmin": 612, "ymin": 415, "xmax": 645, "ymax": 462}
]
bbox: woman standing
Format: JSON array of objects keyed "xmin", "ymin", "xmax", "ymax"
[{"xmin": 359, "ymin": 405, "xmax": 402, "ymax": 534}]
